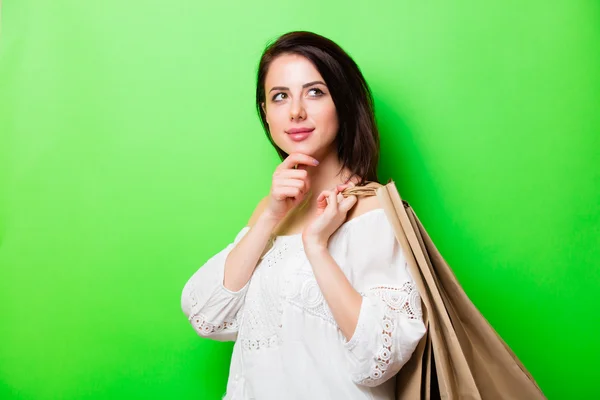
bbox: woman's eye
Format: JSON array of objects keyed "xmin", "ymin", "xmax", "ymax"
[
  {"xmin": 271, "ymin": 89, "xmax": 324, "ymax": 102},
  {"xmin": 272, "ymin": 93, "xmax": 286, "ymax": 102}
]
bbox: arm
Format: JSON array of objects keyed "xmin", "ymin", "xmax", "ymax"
[
  {"xmin": 222, "ymin": 196, "xmax": 280, "ymax": 292},
  {"xmin": 303, "ymin": 195, "xmax": 383, "ymax": 341},
  {"xmin": 305, "ymin": 246, "xmax": 363, "ymax": 341},
  {"xmin": 181, "ymin": 195, "xmax": 281, "ymax": 341},
  {"xmin": 305, "ymin": 202, "xmax": 426, "ymax": 387}
]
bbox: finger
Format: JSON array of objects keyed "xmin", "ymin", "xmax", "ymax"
[
  {"xmin": 276, "ymin": 169, "xmax": 308, "ymax": 179},
  {"xmin": 279, "ymin": 153, "xmax": 320, "ymax": 170},
  {"xmin": 327, "ymin": 190, "xmax": 338, "ymax": 211},
  {"xmin": 317, "ymin": 190, "xmax": 332, "ymax": 209},
  {"xmin": 274, "ymin": 178, "xmax": 305, "ymax": 189},
  {"xmin": 337, "ymin": 182, "xmax": 355, "ymax": 195},
  {"xmin": 274, "ymin": 178, "xmax": 308, "ymax": 193},
  {"xmin": 339, "ymin": 195, "xmax": 358, "ymax": 212},
  {"xmin": 332, "ymin": 187, "xmax": 343, "ymax": 203},
  {"xmin": 274, "ymin": 169, "xmax": 310, "ymax": 193},
  {"xmin": 317, "ymin": 190, "xmax": 332, "ymax": 202},
  {"xmin": 273, "ymin": 186, "xmax": 303, "ymax": 200}
]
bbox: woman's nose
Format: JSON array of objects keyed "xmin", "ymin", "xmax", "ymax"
[{"xmin": 289, "ymin": 100, "xmax": 306, "ymax": 121}]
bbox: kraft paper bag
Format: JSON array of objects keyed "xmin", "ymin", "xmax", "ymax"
[{"xmin": 342, "ymin": 180, "xmax": 545, "ymax": 400}]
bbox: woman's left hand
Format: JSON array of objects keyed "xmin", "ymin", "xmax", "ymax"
[{"xmin": 302, "ymin": 182, "xmax": 358, "ymax": 249}]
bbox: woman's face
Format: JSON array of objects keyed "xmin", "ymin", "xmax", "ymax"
[{"xmin": 262, "ymin": 53, "xmax": 339, "ymax": 160}]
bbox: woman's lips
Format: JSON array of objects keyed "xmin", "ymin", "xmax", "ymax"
[{"xmin": 287, "ymin": 128, "xmax": 315, "ymax": 142}]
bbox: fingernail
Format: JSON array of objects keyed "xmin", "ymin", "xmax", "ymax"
[{"xmin": 313, "ymin": 159, "xmax": 320, "ymax": 165}]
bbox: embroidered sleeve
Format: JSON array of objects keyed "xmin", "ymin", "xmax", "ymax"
[
  {"xmin": 343, "ymin": 282, "xmax": 424, "ymax": 387},
  {"xmin": 337, "ymin": 210, "xmax": 426, "ymax": 387},
  {"xmin": 181, "ymin": 226, "xmax": 250, "ymax": 342}
]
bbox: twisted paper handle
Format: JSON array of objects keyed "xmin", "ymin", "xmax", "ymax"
[{"xmin": 340, "ymin": 180, "xmax": 383, "ymax": 198}]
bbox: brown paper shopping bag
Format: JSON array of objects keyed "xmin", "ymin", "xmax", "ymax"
[{"xmin": 343, "ymin": 180, "xmax": 545, "ymax": 400}]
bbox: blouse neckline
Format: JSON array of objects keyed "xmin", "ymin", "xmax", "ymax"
[{"xmin": 274, "ymin": 208, "xmax": 386, "ymax": 239}]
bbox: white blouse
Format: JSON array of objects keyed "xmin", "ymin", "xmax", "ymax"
[{"xmin": 181, "ymin": 208, "xmax": 426, "ymax": 400}]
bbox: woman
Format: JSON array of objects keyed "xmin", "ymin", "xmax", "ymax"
[{"xmin": 181, "ymin": 31, "xmax": 426, "ymax": 400}]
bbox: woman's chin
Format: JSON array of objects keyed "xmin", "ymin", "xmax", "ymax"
[{"xmin": 285, "ymin": 144, "xmax": 315, "ymax": 157}]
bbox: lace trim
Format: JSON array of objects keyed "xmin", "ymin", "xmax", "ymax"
[
  {"xmin": 190, "ymin": 312, "xmax": 240, "ymax": 336},
  {"xmin": 357, "ymin": 281, "xmax": 422, "ymax": 385},
  {"xmin": 186, "ymin": 283, "xmax": 242, "ymax": 336},
  {"xmin": 241, "ymin": 333, "xmax": 281, "ymax": 351},
  {"xmin": 369, "ymin": 282, "xmax": 422, "ymax": 320}
]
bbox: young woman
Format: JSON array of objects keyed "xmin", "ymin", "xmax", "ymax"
[{"xmin": 181, "ymin": 31, "xmax": 426, "ymax": 400}]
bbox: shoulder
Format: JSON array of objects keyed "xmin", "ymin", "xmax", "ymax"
[
  {"xmin": 331, "ymin": 193, "xmax": 399, "ymax": 268},
  {"xmin": 232, "ymin": 195, "xmax": 269, "ymax": 243},
  {"xmin": 329, "ymin": 193, "xmax": 389, "ymax": 244},
  {"xmin": 346, "ymin": 194, "xmax": 382, "ymax": 222},
  {"xmin": 246, "ymin": 195, "xmax": 270, "ymax": 227}
]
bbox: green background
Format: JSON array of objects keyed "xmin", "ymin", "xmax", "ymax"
[{"xmin": 1, "ymin": 1, "xmax": 598, "ymax": 399}]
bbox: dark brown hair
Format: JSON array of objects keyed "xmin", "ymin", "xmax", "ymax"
[{"xmin": 255, "ymin": 31, "xmax": 380, "ymax": 185}]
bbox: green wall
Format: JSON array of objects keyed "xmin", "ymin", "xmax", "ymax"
[{"xmin": 1, "ymin": 1, "xmax": 598, "ymax": 399}]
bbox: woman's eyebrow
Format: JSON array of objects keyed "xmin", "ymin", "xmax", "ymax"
[{"xmin": 269, "ymin": 80, "xmax": 327, "ymax": 93}]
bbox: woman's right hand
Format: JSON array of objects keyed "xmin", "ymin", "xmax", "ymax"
[{"xmin": 264, "ymin": 152, "xmax": 320, "ymax": 221}]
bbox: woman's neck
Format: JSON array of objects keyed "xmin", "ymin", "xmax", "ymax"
[
  {"xmin": 274, "ymin": 147, "xmax": 360, "ymax": 236},
  {"xmin": 288, "ymin": 147, "xmax": 357, "ymax": 221},
  {"xmin": 297, "ymin": 147, "xmax": 357, "ymax": 203}
]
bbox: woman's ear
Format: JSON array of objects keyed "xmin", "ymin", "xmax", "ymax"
[{"xmin": 261, "ymin": 102, "xmax": 269, "ymax": 125}]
